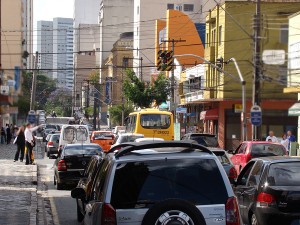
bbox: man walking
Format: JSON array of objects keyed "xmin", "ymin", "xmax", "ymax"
[{"xmin": 287, "ymin": 130, "xmax": 296, "ymax": 151}]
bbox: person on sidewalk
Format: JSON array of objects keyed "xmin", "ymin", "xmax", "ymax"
[
  {"xmin": 265, "ymin": 130, "xmax": 278, "ymax": 143},
  {"xmin": 24, "ymin": 123, "xmax": 41, "ymax": 165},
  {"xmin": 1, "ymin": 127, "xmax": 5, "ymax": 144},
  {"xmin": 14, "ymin": 125, "xmax": 25, "ymax": 162},
  {"xmin": 287, "ymin": 130, "xmax": 296, "ymax": 151},
  {"xmin": 6, "ymin": 124, "xmax": 12, "ymax": 144},
  {"xmin": 280, "ymin": 133, "xmax": 289, "ymax": 152}
]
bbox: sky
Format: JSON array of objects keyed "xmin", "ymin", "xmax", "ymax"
[{"xmin": 33, "ymin": 0, "xmax": 74, "ymax": 51}]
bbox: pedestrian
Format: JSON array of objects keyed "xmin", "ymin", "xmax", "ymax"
[
  {"xmin": 24, "ymin": 123, "xmax": 42, "ymax": 165},
  {"xmin": 1, "ymin": 127, "xmax": 5, "ymax": 144},
  {"xmin": 14, "ymin": 125, "xmax": 26, "ymax": 162},
  {"xmin": 265, "ymin": 130, "xmax": 278, "ymax": 143},
  {"xmin": 6, "ymin": 124, "xmax": 12, "ymax": 144},
  {"xmin": 287, "ymin": 130, "xmax": 296, "ymax": 151},
  {"xmin": 280, "ymin": 133, "xmax": 289, "ymax": 152}
]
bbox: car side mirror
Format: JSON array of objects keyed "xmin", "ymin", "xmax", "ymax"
[{"xmin": 71, "ymin": 187, "xmax": 86, "ymax": 199}]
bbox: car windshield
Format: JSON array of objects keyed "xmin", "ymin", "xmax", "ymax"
[
  {"xmin": 111, "ymin": 158, "xmax": 228, "ymax": 209},
  {"xmin": 94, "ymin": 133, "xmax": 113, "ymax": 140},
  {"xmin": 191, "ymin": 136, "xmax": 218, "ymax": 147},
  {"xmin": 64, "ymin": 145, "xmax": 101, "ymax": 156},
  {"xmin": 213, "ymin": 151, "xmax": 231, "ymax": 165},
  {"xmin": 267, "ymin": 162, "xmax": 300, "ymax": 186},
  {"xmin": 251, "ymin": 144, "xmax": 286, "ymax": 156}
]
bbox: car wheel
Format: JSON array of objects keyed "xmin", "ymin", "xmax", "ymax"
[
  {"xmin": 54, "ymin": 175, "xmax": 63, "ymax": 190},
  {"xmin": 77, "ymin": 203, "xmax": 84, "ymax": 222},
  {"xmin": 53, "ymin": 176, "xmax": 56, "ymax": 185},
  {"xmin": 142, "ymin": 199, "xmax": 205, "ymax": 225},
  {"xmin": 251, "ymin": 213, "xmax": 260, "ymax": 225}
]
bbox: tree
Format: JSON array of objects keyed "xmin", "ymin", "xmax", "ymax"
[
  {"xmin": 123, "ymin": 69, "xmax": 170, "ymax": 108},
  {"xmin": 44, "ymin": 88, "xmax": 72, "ymax": 116},
  {"xmin": 108, "ymin": 103, "xmax": 134, "ymax": 126}
]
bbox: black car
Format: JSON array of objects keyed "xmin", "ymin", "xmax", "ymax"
[
  {"xmin": 73, "ymin": 155, "xmax": 103, "ymax": 222},
  {"xmin": 233, "ymin": 156, "xmax": 300, "ymax": 225},
  {"xmin": 181, "ymin": 133, "xmax": 219, "ymax": 147},
  {"xmin": 53, "ymin": 143, "xmax": 102, "ymax": 190}
]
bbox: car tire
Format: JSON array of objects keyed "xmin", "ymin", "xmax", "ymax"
[
  {"xmin": 251, "ymin": 213, "xmax": 260, "ymax": 225},
  {"xmin": 77, "ymin": 204, "xmax": 84, "ymax": 222},
  {"xmin": 141, "ymin": 199, "xmax": 205, "ymax": 225},
  {"xmin": 54, "ymin": 175, "xmax": 63, "ymax": 190}
]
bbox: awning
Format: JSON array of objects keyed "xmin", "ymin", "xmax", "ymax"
[
  {"xmin": 200, "ymin": 108, "xmax": 219, "ymax": 120},
  {"xmin": 288, "ymin": 102, "xmax": 300, "ymax": 116}
]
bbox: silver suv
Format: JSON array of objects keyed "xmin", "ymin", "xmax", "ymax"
[{"xmin": 71, "ymin": 141, "xmax": 241, "ymax": 225}]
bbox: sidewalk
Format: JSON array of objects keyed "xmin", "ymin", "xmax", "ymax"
[{"xmin": 0, "ymin": 144, "xmax": 38, "ymax": 225}]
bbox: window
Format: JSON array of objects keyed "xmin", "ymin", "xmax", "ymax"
[
  {"xmin": 93, "ymin": 160, "xmax": 110, "ymax": 201},
  {"xmin": 167, "ymin": 3, "xmax": 174, "ymax": 10},
  {"xmin": 184, "ymin": 4, "xmax": 194, "ymax": 12},
  {"xmin": 250, "ymin": 143, "xmax": 286, "ymax": 157},
  {"xmin": 237, "ymin": 143, "xmax": 247, "ymax": 154},
  {"xmin": 238, "ymin": 161, "xmax": 255, "ymax": 186},
  {"xmin": 248, "ymin": 160, "xmax": 263, "ymax": 186},
  {"xmin": 280, "ymin": 24, "xmax": 288, "ymax": 44},
  {"xmin": 140, "ymin": 114, "xmax": 171, "ymax": 129},
  {"xmin": 267, "ymin": 162, "xmax": 300, "ymax": 186},
  {"xmin": 110, "ymin": 159, "xmax": 228, "ymax": 209}
]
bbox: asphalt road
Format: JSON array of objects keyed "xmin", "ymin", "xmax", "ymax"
[{"xmin": 35, "ymin": 151, "xmax": 80, "ymax": 225}]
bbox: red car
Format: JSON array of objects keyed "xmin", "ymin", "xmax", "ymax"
[{"xmin": 230, "ymin": 141, "xmax": 287, "ymax": 174}]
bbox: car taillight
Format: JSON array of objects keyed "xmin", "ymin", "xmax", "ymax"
[
  {"xmin": 47, "ymin": 141, "xmax": 54, "ymax": 147},
  {"xmin": 101, "ymin": 203, "xmax": 116, "ymax": 225},
  {"xmin": 257, "ymin": 192, "xmax": 276, "ymax": 207},
  {"xmin": 57, "ymin": 160, "xmax": 67, "ymax": 171},
  {"xmin": 229, "ymin": 167, "xmax": 238, "ymax": 179},
  {"xmin": 226, "ymin": 197, "xmax": 240, "ymax": 225}
]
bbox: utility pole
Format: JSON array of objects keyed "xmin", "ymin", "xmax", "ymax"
[
  {"xmin": 140, "ymin": 57, "xmax": 143, "ymax": 81},
  {"xmin": 253, "ymin": 0, "xmax": 261, "ymax": 140},
  {"xmin": 30, "ymin": 51, "xmax": 38, "ymax": 110},
  {"xmin": 161, "ymin": 39, "xmax": 186, "ymax": 112}
]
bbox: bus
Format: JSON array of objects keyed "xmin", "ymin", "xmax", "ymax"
[{"xmin": 125, "ymin": 108, "xmax": 174, "ymax": 140}]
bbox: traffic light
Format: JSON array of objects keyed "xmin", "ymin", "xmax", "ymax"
[{"xmin": 157, "ymin": 50, "xmax": 173, "ymax": 71}]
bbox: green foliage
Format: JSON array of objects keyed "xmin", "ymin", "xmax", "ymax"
[
  {"xmin": 123, "ymin": 70, "xmax": 170, "ymax": 108},
  {"xmin": 108, "ymin": 103, "xmax": 134, "ymax": 126},
  {"xmin": 44, "ymin": 88, "xmax": 72, "ymax": 117}
]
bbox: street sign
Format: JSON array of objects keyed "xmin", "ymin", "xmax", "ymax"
[
  {"xmin": 250, "ymin": 105, "xmax": 262, "ymax": 126},
  {"xmin": 28, "ymin": 110, "xmax": 36, "ymax": 124},
  {"xmin": 176, "ymin": 107, "xmax": 187, "ymax": 114},
  {"xmin": 262, "ymin": 50, "xmax": 285, "ymax": 65}
]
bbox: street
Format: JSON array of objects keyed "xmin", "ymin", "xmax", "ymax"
[{"xmin": 0, "ymin": 143, "xmax": 80, "ymax": 225}]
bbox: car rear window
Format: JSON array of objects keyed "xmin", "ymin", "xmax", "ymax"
[
  {"xmin": 64, "ymin": 145, "xmax": 101, "ymax": 156},
  {"xmin": 94, "ymin": 133, "xmax": 113, "ymax": 139},
  {"xmin": 111, "ymin": 158, "xmax": 228, "ymax": 209},
  {"xmin": 213, "ymin": 151, "xmax": 231, "ymax": 165},
  {"xmin": 119, "ymin": 135, "xmax": 144, "ymax": 143},
  {"xmin": 51, "ymin": 135, "xmax": 60, "ymax": 142},
  {"xmin": 251, "ymin": 144, "xmax": 286, "ymax": 157},
  {"xmin": 191, "ymin": 136, "xmax": 218, "ymax": 147},
  {"xmin": 267, "ymin": 162, "xmax": 300, "ymax": 186}
]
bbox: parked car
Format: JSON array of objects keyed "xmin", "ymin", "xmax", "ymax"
[
  {"xmin": 73, "ymin": 154, "xmax": 103, "ymax": 222},
  {"xmin": 233, "ymin": 156, "xmax": 300, "ymax": 225},
  {"xmin": 110, "ymin": 133, "xmax": 144, "ymax": 149},
  {"xmin": 45, "ymin": 133, "xmax": 60, "ymax": 157},
  {"xmin": 181, "ymin": 133, "xmax": 219, "ymax": 147},
  {"xmin": 71, "ymin": 141, "xmax": 241, "ymax": 225},
  {"xmin": 90, "ymin": 131, "xmax": 114, "ymax": 152},
  {"xmin": 230, "ymin": 141, "xmax": 287, "ymax": 173},
  {"xmin": 209, "ymin": 148, "xmax": 237, "ymax": 183},
  {"xmin": 53, "ymin": 143, "xmax": 102, "ymax": 190}
]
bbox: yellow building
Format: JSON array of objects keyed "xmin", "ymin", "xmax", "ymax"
[{"xmin": 174, "ymin": 1, "xmax": 300, "ymax": 149}]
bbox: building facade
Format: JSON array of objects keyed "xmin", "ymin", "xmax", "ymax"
[
  {"xmin": 99, "ymin": 0, "xmax": 134, "ymax": 82},
  {"xmin": 199, "ymin": 1, "xmax": 300, "ymax": 149},
  {"xmin": 134, "ymin": 0, "xmax": 203, "ymax": 81},
  {"xmin": 37, "ymin": 21, "xmax": 53, "ymax": 78},
  {"xmin": 53, "ymin": 18, "xmax": 74, "ymax": 89}
]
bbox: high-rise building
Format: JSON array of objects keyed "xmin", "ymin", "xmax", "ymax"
[
  {"xmin": 99, "ymin": 0, "xmax": 134, "ymax": 82},
  {"xmin": 133, "ymin": 0, "xmax": 202, "ymax": 81},
  {"xmin": 37, "ymin": 21, "xmax": 53, "ymax": 78},
  {"xmin": 53, "ymin": 18, "xmax": 74, "ymax": 89}
]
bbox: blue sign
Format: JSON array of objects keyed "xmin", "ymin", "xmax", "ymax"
[
  {"xmin": 14, "ymin": 66, "xmax": 21, "ymax": 91},
  {"xmin": 28, "ymin": 114, "xmax": 36, "ymax": 124},
  {"xmin": 250, "ymin": 105, "xmax": 262, "ymax": 126},
  {"xmin": 176, "ymin": 107, "xmax": 187, "ymax": 114}
]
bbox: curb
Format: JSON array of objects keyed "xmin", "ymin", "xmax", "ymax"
[{"xmin": 30, "ymin": 164, "xmax": 38, "ymax": 225}]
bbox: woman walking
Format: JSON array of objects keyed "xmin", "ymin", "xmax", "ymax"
[{"xmin": 14, "ymin": 125, "xmax": 26, "ymax": 162}]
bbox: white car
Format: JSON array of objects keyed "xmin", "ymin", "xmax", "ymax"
[
  {"xmin": 134, "ymin": 137, "xmax": 164, "ymax": 142},
  {"xmin": 110, "ymin": 133, "xmax": 144, "ymax": 149}
]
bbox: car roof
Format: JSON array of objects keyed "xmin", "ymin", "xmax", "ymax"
[
  {"xmin": 118, "ymin": 133, "xmax": 144, "ymax": 137},
  {"xmin": 250, "ymin": 156, "xmax": 300, "ymax": 164}
]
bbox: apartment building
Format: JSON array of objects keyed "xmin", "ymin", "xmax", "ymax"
[
  {"xmin": 52, "ymin": 18, "xmax": 74, "ymax": 89},
  {"xmin": 37, "ymin": 21, "xmax": 53, "ymax": 78}
]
